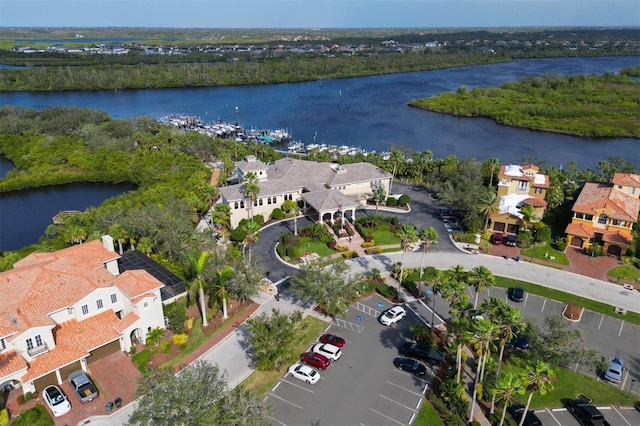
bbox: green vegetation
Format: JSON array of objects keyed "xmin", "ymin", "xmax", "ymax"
[
  {"xmin": 502, "ymin": 357, "xmax": 635, "ymax": 408},
  {"xmin": 520, "ymin": 242, "xmax": 569, "ymax": 265},
  {"xmin": 413, "ymin": 400, "xmax": 446, "ymax": 426},
  {"xmin": 493, "ymin": 276, "xmax": 640, "ymax": 325},
  {"xmin": 607, "ymin": 261, "xmax": 640, "ymax": 282},
  {"xmin": 10, "ymin": 405, "xmax": 54, "ymax": 426},
  {"xmin": 409, "ymin": 73, "xmax": 640, "ymax": 138}
]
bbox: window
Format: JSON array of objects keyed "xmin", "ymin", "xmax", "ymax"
[
  {"xmin": 67, "ymin": 307, "xmax": 73, "ymax": 315},
  {"xmin": 267, "ymin": 198, "xmax": 272, "ymax": 205},
  {"xmin": 35, "ymin": 335, "xmax": 43, "ymax": 347},
  {"xmin": 111, "ymin": 293, "xmax": 117, "ymax": 303},
  {"xmin": 143, "ymin": 301, "xmax": 149, "ymax": 309},
  {"xmin": 81, "ymin": 305, "xmax": 89, "ymax": 315},
  {"xmin": 26, "ymin": 338, "xmax": 33, "ymax": 351},
  {"xmin": 1, "ymin": 338, "xmax": 5, "ymax": 351},
  {"xmin": 517, "ymin": 180, "xmax": 528, "ymax": 191},
  {"xmin": 234, "ymin": 202, "xmax": 238, "ymax": 209},
  {"xmin": 535, "ymin": 187, "xmax": 542, "ymax": 194},
  {"xmin": 97, "ymin": 299, "xmax": 103, "ymax": 309},
  {"xmin": 259, "ymin": 199, "xmax": 263, "ymax": 206},
  {"xmin": 598, "ymin": 213, "xmax": 608, "ymax": 225},
  {"xmin": 585, "ymin": 214, "xmax": 593, "ymax": 221},
  {"xmin": 240, "ymin": 201, "xmax": 245, "ymax": 208}
]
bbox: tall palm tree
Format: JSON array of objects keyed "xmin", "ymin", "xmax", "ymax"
[
  {"xmin": 282, "ymin": 200, "xmax": 301, "ymax": 235},
  {"xmin": 468, "ymin": 265, "xmax": 496, "ymax": 309},
  {"xmin": 429, "ymin": 269, "xmax": 448, "ymax": 328},
  {"xmin": 137, "ymin": 236, "xmax": 154, "ymax": 257},
  {"xmin": 187, "ymin": 250, "xmax": 210, "ymax": 327},
  {"xmin": 491, "ymin": 373, "xmax": 524, "ymax": 426},
  {"xmin": 484, "ymin": 157, "xmax": 500, "ymax": 188},
  {"xmin": 108, "ymin": 224, "xmax": 129, "ymax": 254},
  {"xmin": 518, "ymin": 361, "xmax": 556, "ymax": 426},
  {"xmin": 369, "ymin": 182, "xmax": 387, "ymax": 214},
  {"xmin": 389, "ymin": 149, "xmax": 404, "ymax": 194},
  {"xmin": 467, "ymin": 318, "xmax": 501, "ymax": 424},
  {"xmin": 241, "ymin": 220, "xmax": 261, "ymax": 262},
  {"xmin": 394, "ymin": 224, "xmax": 418, "ymax": 289},
  {"xmin": 418, "ymin": 227, "xmax": 438, "ymax": 296},
  {"xmin": 214, "ymin": 265, "xmax": 234, "ymax": 320},
  {"xmin": 243, "ymin": 171, "xmax": 260, "ymax": 220},
  {"xmin": 478, "ymin": 189, "xmax": 500, "ymax": 232},
  {"xmin": 64, "ymin": 224, "xmax": 87, "ymax": 245}
]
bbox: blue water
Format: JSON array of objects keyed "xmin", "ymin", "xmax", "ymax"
[{"xmin": 3, "ymin": 56, "xmax": 638, "ymax": 169}]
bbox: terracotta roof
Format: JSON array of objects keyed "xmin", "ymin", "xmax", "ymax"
[
  {"xmin": 113, "ymin": 312, "xmax": 140, "ymax": 333},
  {"xmin": 498, "ymin": 164, "xmax": 549, "ymax": 188},
  {"xmin": 612, "ymin": 173, "xmax": 640, "ymax": 187},
  {"xmin": 564, "ymin": 223, "xmax": 632, "ymax": 246},
  {"xmin": 116, "ymin": 270, "xmax": 164, "ymax": 300},
  {"xmin": 523, "ymin": 197, "xmax": 548, "ymax": 208},
  {"xmin": 565, "ymin": 222, "xmax": 593, "ymax": 238},
  {"xmin": 13, "ymin": 239, "xmax": 119, "ymax": 270},
  {"xmin": 23, "ymin": 310, "xmax": 122, "ymax": 382},
  {"xmin": 572, "ymin": 182, "xmax": 640, "ymax": 222},
  {"xmin": 0, "ymin": 350, "xmax": 28, "ymax": 379},
  {"xmin": 604, "ymin": 231, "xmax": 632, "ymax": 245}
]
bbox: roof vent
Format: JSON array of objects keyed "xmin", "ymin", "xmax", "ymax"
[{"xmin": 9, "ymin": 313, "xmax": 19, "ymax": 327}]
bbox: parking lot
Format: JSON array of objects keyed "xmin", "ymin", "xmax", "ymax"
[
  {"xmin": 535, "ymin": 405, "xmax": 640, "ymax": 426},
  {"xmin": 267, "ymin": 294, "xmax": 435, "ymax": 426}
]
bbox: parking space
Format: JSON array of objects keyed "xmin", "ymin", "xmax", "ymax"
[
  {"xmin": 534, "ymin": 406, "xmax": 640, "ymax": 426},
  {"xmin": 540, "ymin": 408, "xmax": 580, "ymax": 426},
  {"xmin": 268, "ymin": 294, "xmax": 434, "ymax": 426}
]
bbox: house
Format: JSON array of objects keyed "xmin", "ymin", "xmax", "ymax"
[
  {"xmin": 489, "ymin": 164, "xmax": 549, "ymax": 236},
  {"xmin": 219, "ymin": 156, "xmax": 393, "ymax": 228},
  {"xmin": 565, "ymin": 173, "xmax": 640, "ymax": 256},
  {"xmin": 0, "ymin": 236, "xmax": 166, "ymax": 395}
]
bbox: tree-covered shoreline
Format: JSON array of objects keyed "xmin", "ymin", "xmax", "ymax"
[{"xmin": 408, "ymin": 70, "xmax": 640, "ymax": 138}]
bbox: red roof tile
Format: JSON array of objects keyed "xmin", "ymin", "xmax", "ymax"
[
  {"xmin": 116, "ymin": 270, "xmax": 164, "ymax": 300},
  {"xmin": 0, "ymin": 350, "xmax": 28, "ymax": 379},
  {"xmin": 565, "ymin": 222, "xmax": 593, "ymax": 238},
  {"xmin": 612, "ymin": 173, "xmax": 640, "ymax": 187},
  {"xmin": 572, "ymin": 182, "xmax": 640, "ymax": 222},
  {"xmin": 523, "ymin": 197, "xmax": 547, "ymax": 207}
]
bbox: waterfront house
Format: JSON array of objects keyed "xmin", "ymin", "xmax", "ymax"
[
  {"xmin": 218, "ymin": 156, "xmax": 392, "ymax": 228},
  {"xmin": 564, "ymin": 173, "xmax": 640, "ymax": 256},
  {"xmin": 0, "ymin": 236, "xmax": 166, "ymax": 395},
  {"xmin": 489, "ymin": 164, "xmax": 549, "ymax": 236}
]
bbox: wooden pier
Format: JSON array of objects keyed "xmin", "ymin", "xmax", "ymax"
[{"xmin": 52, "ymin": 210, "xmax": 80, "ymax": 224}]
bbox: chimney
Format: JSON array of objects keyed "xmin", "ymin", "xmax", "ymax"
[{"xmin": 102, "ymin": 235, "xmax": 115, "ymax": 253}]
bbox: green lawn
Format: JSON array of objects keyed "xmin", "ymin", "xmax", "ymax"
[
  {"xmin": 413, "ymin": 400, "xmax": 445, "ymax": 426},
  {"xmin": 372, "ymin": 229, "xmax": 401, "ymax": 245},
  {"xmin": 10, "ymin": 405, "xmax": 54, "ymax": 426},
  {"xmin": 521, "ymin": 242, "xmax": 569, "ymax": 265},
  {"xmin": 502, "ymin": 357, "xmax": 636, "ymax": 408},
  {"xmin": 240, "ymin": 316, "xmax": 328, "ymax": 396},
  {"xmin": 493, "ymin": 276, "xmax": 640, "ymax": 326},
  {"xmin": 607, "ymin": 261, "xmax": 640, "ymax": 282},
  {"xmin": 296, "ymin": 239, "xmax": 337, "ymax": 257}
]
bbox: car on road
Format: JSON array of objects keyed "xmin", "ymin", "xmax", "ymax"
[
  {"xmin": 43, "ymin": 385, "xmax": 72, "ymax": 417},
  {"xmin": 319, "ymin": 333, "xmax": 345, "ymax": 347},
  {"xmin": 379, "ymin": 305, "xmax": 406, "ymax": 326},
  {"xmin": 568, "ymin": 399, "xmax": 609, "ymax": 426},
  {"xmin": 508, "ymin": 404, "xmax": 542, "ymax": 426},
  {"xmin": 509, "ymin": 286, "xmax": 525, "ymax": 302},
  {"xmin": 312, "ymin": 343, "xmax": 342, "ymax": 361},
  {"xmin": 68, "ymin": 370, "xmax": 98, "ymax": 403},
  {"xmin": 603, "ymin": 357, "xmax": 624, "ymax": 384},
  {"xmin": 300, "ymin": 351, "xmax": 331, "ymax": 370},
  {"xmin": 393, "ymin": 358, "xmax": 427, "ymax": 376},
  {"xmin": 288, "ymin": 363, "xmax": 320, "ymax": 384}
]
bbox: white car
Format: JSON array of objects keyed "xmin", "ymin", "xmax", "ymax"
[
  {"xmin": 312, "ymin": 343, "xmax": 342, "ymax": 361},
  {"xmin": 288, "ymin": 363, "xmax": 320, "ymax": 384},
  {"xmin": 379, "ymin": 305, "xmax": 406, "ymax": 326},
  {"xmin": 43, "ymin": 385, "xmax": 71, "ymax": 417}
]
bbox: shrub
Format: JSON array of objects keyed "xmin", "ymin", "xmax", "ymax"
[
  {"xmin": 398, "ymin": 194, "xmax": 411, "ymax": 206},
  {"xmin": 535, "ymin": 225, "xmax": 552, "ymax": 242},
  {"xmin": 342, "ymin": 251, "xmax": 358, "ymax": 259},
  {"xmin": 376, "ymin": 284, "xmax": 398, "ymax": 300},
  {"xmin": 327, "ymin": 239, "xmax": 337, "ymax": 249},
  {"xmin": 253, "ymin": 215, "xmax": 265, "ymax": 225},
  {"xmin": 335, "ymin": 245, "xmax": 349, "ymax": 252},
  {"xmin": 553, "ymin": 237, "xmax": 568, "ymax": 251},
  {"xmin": 389, "ymin": 216, "xmax": 399, "ymax": 226},
  {"xmin": 131, "ymin": 349, "xmax": 151, "ymax": 372},
  {"xmin": 361, "ymin": 241, "xmax": 375, "ymax": 248},
  {"xmin": 173, "ymin": 333, "xmax": 189, "ymax": 346},
  {"xmin": 364, "ymin": 235, "xmax": 374, "ymax": 242},
  {"xmin": 129, "ymin": 343, "xmax": 137, "ymax": 355},
  {"xmin": 276, "ymin": 243, "xmax": 286, "ymax": 257},
  {"xmin": 229, "ymin": 227, "xmax": 247, "ymax": 242},
  {"xmin": 386, "ymin": 196, "xmax": 398, "ymax": 207},
  {"xmin": 164, "ymin": 301, "xmax": 187, "ymax": 334},
  {"xmin": 365, "ymin": 246, "xmax": 383, "ymax": 255},
  {"xmin": 271, "ymin": 208, "xmax": 284, "ymax": 219},
  {"xmin": 320, "ymin": 234, "xmax": 330, "ymax": 243},
  {"xmin": 281, "ymin": 232, "xmax": 292, "ymax": 245},
  {"xmin": 16, "ymin": 394, "xmax": 25, "ymax": 405},
  {"xmin": 160, "ymin": 341, "xmax": 171, "ymax": 354},
  {"xmin": 24, "ymin": 391, "xmax": 33, "ymax": 402},
  {"xmin": 0, "ymin": 408, "xmax": 9, "ymax": 426}
]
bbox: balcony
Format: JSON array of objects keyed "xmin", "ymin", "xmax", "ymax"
[{"xmin": 27, "ymin": 343, "xmax": 49, "ymax": 357}]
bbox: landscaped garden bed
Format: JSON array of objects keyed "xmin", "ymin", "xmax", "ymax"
[{"xmin": 562, "ymin": 303, "xmax": 584, "ymax": 322}]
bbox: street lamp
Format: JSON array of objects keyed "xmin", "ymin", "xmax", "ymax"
[{"xmin": 628, "ymin": 379, "xmax": 636, "ymax": 398}]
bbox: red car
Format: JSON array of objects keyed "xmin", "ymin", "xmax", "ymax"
[
  {"xmin": 300, "ymin": 351, "xmax": 330, "ymax": 370},
  {"xmin": 319, "ymin": 333, "xmax": 345, "ymax": 347}
]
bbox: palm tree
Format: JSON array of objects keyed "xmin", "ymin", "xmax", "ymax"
[
  {"xmin": 282, "ymin": 200, "xmax": 301, "ymax": 235},
  {"xmin": 368, "ymin": 182, "xmax": 387, "ymax": 214},
  {"xmin": 518, "ymin": 361, "xmax": 556, "ymax": 426},
  {"xmin": 214, "ymin": 265, "xmax": 234, "ymax": 320},
  {"xmin": 389, "ymin": 149, "xmax": 404, "ymax": 194},
  {"xmin": 484, "ymin": 157, "xmax": 500, "ymax": 188},
  {"xmin": 429, "ymin": 269, "xmax": 448, "ymax": 328},
  {"xmin": 243, "ymin": 171, "xmax": 260, "ymax": 220},
  {"xmin": 478, "ymin": 189, "xmax": 500, "ymax": 232},
  {"xmin": 187, "ymin": 250, "xmax": 210, "ymax": 327},
  {"xmin": 64, "ymin": 224, "xmax": 87, "ymax": 245},
  {"xmin": 108, "ymin": 224, "xmax": 129, "ymax": 254},
  {"xmin": 468, "ymin": 266, "xmax": 496, "ymax": 309},
  {"xmin": 467, "ymin": 318, "xmax": 501, "ymax": 424},
  {"xmin": 394, "ymin": 224, "xmax": 418, "ymax": 289},
  {"xmin": 418, "ymin": 227, "xmax": 438, "ymax": 297},
  {"xmin": 491, "ymin": 373, "xmax": 524, "ymax": 426},
  {"xmin": 241, "ymin": 220, "xmax": 261, "ymax": 262},
  {"xmin": 137, "ymin": 236, "xmax": 154, "ymax": 257}
]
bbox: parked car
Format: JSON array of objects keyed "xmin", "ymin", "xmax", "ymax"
[
  {"xmin": 603, "ymin": 357, "xmax": 624, "ymax": 384},
  {"xmin": 43, "ymin": 385, "xmax": 72, "ymax": 417},
  {"xmin": 393, "ymin": 358, "xmax": 427, "ymax": 376},
  {"xmin": 300, "ymin": 351, "xmax": 330, "ymax": 370},
  {"xmin": 288, "ymin": 363, "xmax": 320, "ymax": 384},
  {"xmin": 400, "ymin": 342, "xmax": 444, "ymax": 366},
  {"xmin": 492, "ymin": 233, "xmax": 503, "ymax": 245},
  {"xmin": 312, "ymin": 343, "xmax": 342, "ymax": 361},
  {"xmin": 568, "ymin": 399, "xmax": 610, "ymax": 426},
  {"xmin": 508, "ymin": 404, "xmax": 542, "ymax": 426},
  {"xmin": 506, "ymin": 333, "xmax": 530, "ymax": 351},
  {"xmin": 509, "ymin": 286, "xmax": 525, "ymax": 302},
  {"xmin": 319, "ymin": 333, "xmax": 345, "ymax": 347},
  {"xmin": 505, "ymin": 235, "xmax": 518, "ymax": 247},
  {"xmin": 379, "ymin": 305, "xmax": 406, "ymax": 326},
  {"xmin": 68, "ymin": 370, "xmax": 98, "ymax": 403}
]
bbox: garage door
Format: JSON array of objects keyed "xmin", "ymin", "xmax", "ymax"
[
  {"xmin": 34, "ymin": 372, "xmax": 58, "ymax": 392},
  {"xmin": 607, "ymin": 245, "xmax": 622, "ymax": 256},
  {"xmin": 88, "ymin": 340, "xmax": 121, "ymax": 364},
  {"xmin": 59, "ymin": 361, "xmax": 82, "ymax": 382},
  {"xmin": 570, "ymin": 237, "xmax": 583, "ymax": 247}
]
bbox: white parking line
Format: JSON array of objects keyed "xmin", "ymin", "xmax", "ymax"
[
  {"xmin": 267, "ymin": 393, "xmax": 302, "ymax": 409},
  {"xmin": 612, "ymin": 406, "xmax": 633, "ymax": 426},
  {"xmin": 544, "ymin": 408, "xmax": 563, "ymax": 425},
  {"xmin": 268, "ymin": 415, "xmax": 289, "ymax": 426},
  {"xmin": 385, "ymin": 380, "xmax": 427, "ymax": 398},
  {"xmin": 523, "ymin": 292, "xmax": 529, "ymax": 307},
  {"xmin": 417, "ymin": 298, "xmax": 445, "ymax": 325},
  {"xmin": 618, "ymin": 320, "xmax": 625, "ymax": 336},
  {"xmin": 378, "ymin": 393, "xmax": 418, "ymax": 413},
  {"xmin": 409, "ymin": 412, "xmax": 416, "ymax": 424},
  {"xmin": 541, "ymin": 298, "xmax": 547, "ymax": 312},
  {"xmin": 598, "ymin": 314, "xmax": 605, "ymax": 329},
  {"xmin": 405, "ymin": 303, "xmax": 429, "ymax": 326},
  {"xmin": 391, "ymin": 369, "xmax": 430, "ymax": 385},
  {"xmin": 280, "ymin": 378, "xmax": 316, "ymax": 393},
  {"xmin": 369, "ymin": 408, "xmax": 406, "ymax": 426}
]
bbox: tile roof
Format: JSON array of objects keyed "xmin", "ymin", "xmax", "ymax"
[
  {"xmin": 116, "ymin": 269, "xmax": 164, "ymax": 301},
  {"xmin": 523, "ymin": 197, "xmax": 547, "ymax": 208},
  {"xmin": 612, "ymin": 173, "xmax": 640, "ymax": 187},
  {"xmin": 301, "ymin": 189, "xmax": 359, "ymax": 212},
  {"xmin": 0, "ymin": 350, "xmax": 28, "ymax": 379},
  {"xmin": 572, "ymin": 182, "xmax": 640, "ymax": 222},
  {"xmin": 23, "ymin": 310, "xmax": 122, "ymax": 382},
  {"xmin": 498, "ymin": 164, "xmax": 549, "ymax": 188},
  {"xmin": 565, "ymin": 222, "xmax": 593, "ymax": 238},
  {"xmin": 565, "ymin": 222, "xmax": 632, "ymax": 245}
]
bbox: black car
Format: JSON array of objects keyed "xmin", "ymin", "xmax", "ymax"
[
  {"xmin": 393, "ymin": 358, "xmax": 427, "ymax": 376},
  {"xmin": 506, "ymin": 334, "xmax": 530, "ymax": 351},
  {"xmin": 507, "ymin": 404, "xmax": 542, "ymax": 426},
  {"xmin": 505, "ymin": 235, "xmax": 518, "ymax": 247},
  {"xmin": 509, "ymin": 286, "xmax": 525, "ymax": 302},
  {"xmin": 400, "ymin": 342, "xmax": 444, "ymax": 366}
]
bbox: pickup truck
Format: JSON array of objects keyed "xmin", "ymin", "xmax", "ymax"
[
  {"xmin": 568, "ymin": 399, "xmax": 610, "ymax": 426},
  {"xmin": 69, "ymin": 370, "xmax": 98, "ymax": 403}
]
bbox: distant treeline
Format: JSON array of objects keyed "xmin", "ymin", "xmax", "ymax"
[{"xmin": 408, "ymin": 70, "xmax": 640, "ymax": 138}]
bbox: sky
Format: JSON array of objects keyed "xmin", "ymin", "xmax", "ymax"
[{"xmin": 1, "ymin": 1, "xmax": 638, "ymax": 28}]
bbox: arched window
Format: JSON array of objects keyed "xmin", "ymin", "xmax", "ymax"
[{"xmin": 598, "ymin": 213, "xmax": 608, "ymax": 225}]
